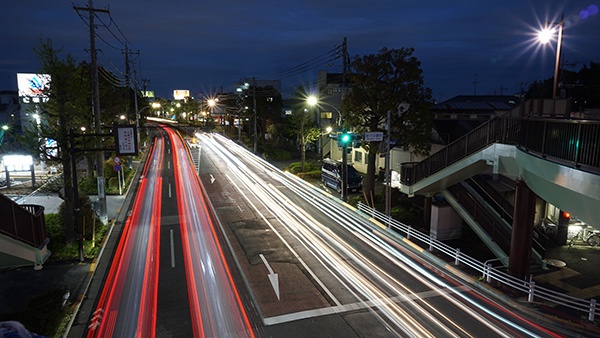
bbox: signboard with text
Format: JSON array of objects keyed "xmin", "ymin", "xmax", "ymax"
[
  {"xmin": 115, "ymin": 125, "xmax": 138, "ymax": 156},
  {"xmin": 364, "ymin": 131, "xmax": 384, "ymax": 142},
  {"xmin": 17, "ymin": 73, "xmax": 51, "ymax": 103}
]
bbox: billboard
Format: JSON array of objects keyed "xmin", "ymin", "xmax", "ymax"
[
  {"xmin": 173, "ymin": 89, "xmax": 190, "ymax": 100},
  {"xmin": 17, "ymin": 73, "xmax": 51, "ymax": 103}
]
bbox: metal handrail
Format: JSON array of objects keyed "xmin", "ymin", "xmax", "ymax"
[
  {"xmin": 401, "ymin": 116, "xmax": 600, "ymax": 186},
  {"xmin": 357, "ymin": 201, "xmax": 597, "ymax": 321},
  {"xmin": 0, "ymin": 194, "xmax": 47, "ymax": 247}
]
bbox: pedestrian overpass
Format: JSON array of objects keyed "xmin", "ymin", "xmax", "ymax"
[{"xmin": 399, "ymin": 116, "xmax": 600, "ymax": 277}]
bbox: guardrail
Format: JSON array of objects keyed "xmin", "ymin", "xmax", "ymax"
[{"xmin": 357, "ymin": 201, "xmax": 597, "ymax": 321}]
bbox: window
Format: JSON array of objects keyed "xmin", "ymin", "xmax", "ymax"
[
  {"xmin": 320, "ymin": 111, "xmax": 332, "ymax": 119},
  {"xmin": 354, "ymin": 151, "xmax": 362, "ymax": 163}
]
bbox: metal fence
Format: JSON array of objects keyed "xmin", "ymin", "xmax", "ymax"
[
  {"xmin": 357, "ymin": 201, "xmax": 597, "ymax": 322},
  {"xmin": 0, "ymin": 193, "xmax": 47, "ymax": 248}
]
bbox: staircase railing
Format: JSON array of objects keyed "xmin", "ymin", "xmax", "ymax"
[
  {"xmin": 401, "ymin": 116, "xmax": 521, "ymax": 185},
  {"xmin": 0, "ymin": 193, "xmax": 47, "ymax": 248},
  {"xmin": 401, "ymin": 116, "xmax": 600, "ymax": 186}
]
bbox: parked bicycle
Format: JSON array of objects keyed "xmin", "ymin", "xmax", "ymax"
[{"xmin": 568, "ymin": 225, "xmax": 600, "ymax": 247}]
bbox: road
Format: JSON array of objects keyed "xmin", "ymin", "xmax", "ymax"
[
  {"xmin": 86, "ymin": 127, "xmax": 255, "ymax": 337},
  {"xmin": 194, "ymin": 132, "xmax": 564, "ymax": 337},
  {"xmin": 82, "ymin": 126, "xmax": 567, "ymax": 337}
]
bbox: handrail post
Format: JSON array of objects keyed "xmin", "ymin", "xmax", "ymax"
[
  {"xmin": 454, "ymin": 248, "xmax": 460, "ymax": 265},
  {"xmin": 575, "ymin": 123, "xmax": 582, "ymax": 166},
  {"xmin": 590, "ymin": 299, "xmax": 596, "ymax": 322},
  {"xmin": 428, "ymin": 234, "xmax": 434, "ymax": 252},
  {"xmin": 528, "ymin": 280, "xmax": 535, "ymax": 302},
  {"xmin": 407, "ymin": 226, "xmax": 411, "ymax": 240}
]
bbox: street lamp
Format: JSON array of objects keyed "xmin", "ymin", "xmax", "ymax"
[
  {"xmin": 307, "ymin": 95, "xmax": 349, "ymax": 200},
  {"xmin": 538, "ymin": 16, "xmax": 564, "ymax": 99}
]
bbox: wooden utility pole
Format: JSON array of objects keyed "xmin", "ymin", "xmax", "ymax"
[{"xmin": 74, "ymin": 1, "xmax": 110, "ymax": 225}]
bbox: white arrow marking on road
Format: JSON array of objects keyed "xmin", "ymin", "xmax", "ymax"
[
  {"xmin": 210, "ymin": 174, "xmax": 216, "ymax": 184},
  {"xmin": 88, "ymin": 308, "xmax": 104, "ymax": 330},
  {"xmin": 259, "ymin": 253, "xmax": 280, "ymax": 300}
]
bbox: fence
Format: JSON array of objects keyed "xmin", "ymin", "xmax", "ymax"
[
  {"xmin": 0, "ymin": 193, "xmax": 47, "ymax": 248},
  {"xmin": 357, "ymin": 201, "xmax": 597, "ymax": 322}
]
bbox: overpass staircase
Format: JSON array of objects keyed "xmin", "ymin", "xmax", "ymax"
[
  {"xmin": 0, "ymin": 193, "xmax": 50, "ymax": 269},
  {"xmin": 400, "ymin": 115, "xmax": 600, "ymax": 266}
]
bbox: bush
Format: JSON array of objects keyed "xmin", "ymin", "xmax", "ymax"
[
  {"xmin": 262, "ymin": 147, "xmax": 291, "ymax": 161},
  {"xmin": 288, "ymin": 161, "xmax": 318, "ymax": 174},
  {"xmin": 296, "ymin": 169, "xmax": 321, "ymax": 180},
  {"xmin": 78, "ymin": 176, "xmax": 97, "ymax": 195},
  {"xmin": 48, "ymin": 194, "xmax": 106, "ymax": 261},
  {"xmin": 19, "ymin": 287, "xmax": 69, "ymax": 337}
]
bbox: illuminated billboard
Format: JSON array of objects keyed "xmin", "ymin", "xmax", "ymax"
[
  {"xmin": 173, "ymin": 89, "xmax": 190, "ymax": 100},
  {"xmin": 142, "ymin": 91, "xmax": 155, "ymax": 98},
  {"xmin": 3, "ymin": 155, "xmax": 33, "ymax": 172},
  {"xmin": 17, "ymin": 73, "xmax": 51, "ymax": 103}
]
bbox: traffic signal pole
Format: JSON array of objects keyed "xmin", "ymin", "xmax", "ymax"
[{"xmin": 341, "ymin": 142, "xmax": 348, "ymax": 201}]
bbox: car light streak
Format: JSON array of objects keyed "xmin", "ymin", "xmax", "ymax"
[
  {"xmin": 88, "ymin": 134, "xmax": 165, "ymax": 337},
  {"xmin": 200, "ymin": 136, "xmax": 453, "ymax": 336},
  {"xmin": 166, "ymin": 128, "xmax": 255, "ymax": 338},
  {"xmin": 200, "ymin": 133, "xmax": 559, "ymax": 337}
]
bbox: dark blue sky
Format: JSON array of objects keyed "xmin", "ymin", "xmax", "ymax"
[{"xmin": 1, "ymin": 1, "xmax": 599, "ymax": 102}]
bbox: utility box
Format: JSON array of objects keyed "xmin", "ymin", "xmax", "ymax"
[{"xmin": 430, "ymin": 203, "xmax": 462, "ymax": 240}]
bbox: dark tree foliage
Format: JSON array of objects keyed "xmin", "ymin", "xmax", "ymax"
[
  {"xmin": 239, "ymin": 85, "xmax": 283, "ymax": 144},
  {"xmin": 526, "ymin": 62, "xmax": 600, "ymax": 110},
  {"xmin": 343, "ymin": 47, "xmax": 434, "ymax": 200}
]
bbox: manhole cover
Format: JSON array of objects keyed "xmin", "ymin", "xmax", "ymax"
[{"xmin": 545, "ymin": 259, "xmax": 567, "ymax": 267}]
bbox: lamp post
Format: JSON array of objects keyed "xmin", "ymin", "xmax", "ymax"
[
  {"xmin": 538, "ymin": 15, "xmax": 564, "ymax": 99},
  {"xmin": 137, "ymin": 102, "xmax": 160, "ymax": 146},
  {"xmin": 307, "ymin": 95, "xmax": 348, "ymax": 200}
]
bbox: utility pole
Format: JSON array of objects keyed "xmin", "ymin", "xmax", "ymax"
[
  {"xmin": 252, "ymin": 76, "xmax": 257, "ymax": 154},
  {"xmin": 385, "ymin": 110, "xmax": 392, "ymax": 217},
  {"xmin": 74, "ymin": 1, "xmax": 109, "ymax": 225},
  {"xmin": 123, "ymin": 46, "xmax": 141, "ymax": 149}
]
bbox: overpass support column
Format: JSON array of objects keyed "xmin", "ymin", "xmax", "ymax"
[
  {"xmin": 423, "ymin": 196, "xmax": 432, "ymax": 233},
  {"xmin": 508, "ymin": 180, "xmax": 536, "ymax": 279},
  {"xmin": 556, "ymin": 210, "xmax": 570, "ymax": 245}
]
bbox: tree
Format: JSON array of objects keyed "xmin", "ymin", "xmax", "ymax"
[
  {"xmin": 28, "ymin": 39, "xmax": 90, "ymax": 244},
  {"xmin": 280, "ymin": 86, "xmax": 319, "ymax": 171},
  {"xmin": 342, "ymin": 47, "xmax": 434, "ymax": 201}
]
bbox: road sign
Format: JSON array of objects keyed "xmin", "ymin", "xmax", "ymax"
[
  {"xmin": 364, "ymin": 131, "xmax": 384, "ymax": 142},
  {"xmin": 113, "ymin": 156, "xmax": 121, "ymax": 164},
  {"xmin": 114, "ymin": 164, "xmax": 121, "ymax": 172}
]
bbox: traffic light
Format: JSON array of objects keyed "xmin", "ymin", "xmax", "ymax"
[
  {"xmin": 336, "ymin": 132, "xmax": 362, "ymax": 148},
  {"xmin": 337, "ymin": 132, "xmax": 352, "ymax": 147}
]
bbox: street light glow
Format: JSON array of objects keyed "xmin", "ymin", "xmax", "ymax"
[
  {"xmin": 537, "ymin": 27, "xmax": 555, "ymax": 44},
  {"xmin": 307, "ymin": 95, "xmax": 318, "ymax": 106}
]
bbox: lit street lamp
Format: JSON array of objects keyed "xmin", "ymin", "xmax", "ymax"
[
  {"xmin": 306, "ymin": 95, "xmax": 348, "ymax": 200},
  {"xmin": 538, "ymin": 15, "xmax": 564, "ymax": 99}
]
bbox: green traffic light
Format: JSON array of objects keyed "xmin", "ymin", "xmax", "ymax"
[{"xmin": 340, "ymin": 133, "xmax": 351, "ymax": 143}]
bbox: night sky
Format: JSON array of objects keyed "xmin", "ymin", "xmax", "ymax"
[{"xmin": 2, "ymin": 1, "xmax": 599, "ymax": 102}]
